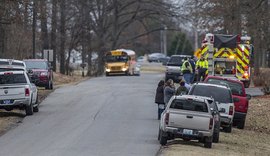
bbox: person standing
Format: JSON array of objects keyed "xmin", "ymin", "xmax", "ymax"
[
  {"xmin": 175, "ymin": 80, "xmax": 189, "ymax": 95},
  {"xmin": 164, "ymin": 79, "xmax": 175, "ymax": 106},
  {"xmin": 155, "ymin": 80, "xmax": 165, "ymax": 120},
  {"xmin": 196, "ymin": 56, "xmax": 209, "ymax": 81},
  {"xmin": 181, "ymin": 57, "xmax": 193, "ymax": 84},
  {"xmin": 189, "ymin": 56, "xmax": 196, "ymax": 83}
]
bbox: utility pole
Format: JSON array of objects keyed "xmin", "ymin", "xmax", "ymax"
[{"xmin": 32, "ymin": 0, "xmax": 37, "ymax": 59}]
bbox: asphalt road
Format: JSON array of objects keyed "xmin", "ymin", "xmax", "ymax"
[{"xmin": 0, "ymin": 73, "xmax": 164, "ymax": 156}]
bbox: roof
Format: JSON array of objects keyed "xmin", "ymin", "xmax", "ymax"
[
  {"xmin": 0, "ymin": 71, "xmax": 25, "ymax": 75},
  {"xmin": 23, "ymin": 59, "xmax": 48, "ymax": 62},
  {"xmin": 116, "ymin": 49, "xmax": 135, "ymax": 56},
  {"xmin": 175, "ymin": 95, "xmax": 208, "ymax": 103},
  {"xmin": 194, "ymin": 82, "xmax": 229, "ymax": 89},
  {"xmin": 206, "ymin": 75, "xmax": 243, "ymax": 84}
]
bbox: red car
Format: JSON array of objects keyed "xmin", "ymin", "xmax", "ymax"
[
  {"xmin": 24, "ymin": 59, "xmax": 53, "ymax": 90},
  {"xmin": 204, "ymin": 76, "xmax": 251, "ymax": 129}
]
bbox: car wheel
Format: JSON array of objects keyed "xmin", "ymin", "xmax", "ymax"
[
  {"xmin": 25, "ymin": 102, "xmax": 34, "ymax": 116},
  {"xmin": 33, "ymin": 105, "xmax": 39, "ymax": 112},
  {"xmin": 50, "ymin": 81, "xmax": 53, "ymax": 90},
  {"xmin": 224, "ymin": 124, "xmax": 232, "ymax": 133},
  {"xmin": 158, "ymin": 129, "xmax": 161, "ymax": 141},
  {"xmin": 159, "ymin": 130, "xmax": 167, "ymax": 145},
  {"xmin": 237, "ymin": 119, "xmax": 246, "ymax": 129},
  {"xmin": 204, "ymin": 137, "xmax": 212, "ymax": 148}
]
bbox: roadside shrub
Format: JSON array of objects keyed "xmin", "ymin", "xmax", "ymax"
[{"xmin": 253, "ymin": 68, "xmax": 270, "ymax": 94}]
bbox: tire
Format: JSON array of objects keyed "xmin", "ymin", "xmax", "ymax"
[
  {"xmin": 159, "ymin": 130, "xmax": 167, "ymax": 145},
  {"xmin": 224, "ymin": 124, "xmax": 232, "ymax": 133},
  {"xmin": 50, "ymin": 82, "xmax": 53, "ymax": 90},
  {"xmin": 158, "ymin": 129, "xmax": 161, "ymax": 141},
  {"xmin": 237, "ymin": 119, "xmax": 245, "ymax": 129},
  {"xmin": 33, "ymin": 94, "xmax": 39, "ymax": 112},
  {"xmin": 25, "ymin": 102, "xmax": 33, "ymax": 116},
  {"xmin": 204, "ymin": 137, "xmax": 212, "ymax": 148}
]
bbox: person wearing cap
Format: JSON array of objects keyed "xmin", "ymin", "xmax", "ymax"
[
  {"xmin": 181, "ymin": 57, "xmax": 193, "ymax": 84},
  {"xmin": 196, "ymin": 56, "xmax": 208, "ymax": 81}
]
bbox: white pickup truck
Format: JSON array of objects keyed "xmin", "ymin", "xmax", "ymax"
[
  {"xmin": 0, "ymin": 71, "xmax": 38, "ymax": 115},
  {"xmin": 158, "ymin": 95, "xmax": 215, "ymax": 148}
]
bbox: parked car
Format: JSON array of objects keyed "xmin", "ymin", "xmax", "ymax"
[
  {"xmin": 0, "ymin": 59, "xmax": 26, "ymax": 72},
  {"xmin": 148, "ymin": 53, "xmax": 166, "ymax": 63},
  {"xmin": 158, "ymin": 95, "xmax": 216, "ymax": 148},
  {"xmin": 204, "ymin": 76, "xmax": 251, "ymax": 129},
  {"xmin": 137, "ymin": 56, "xmax": 144, "ymax": 63},
  {"xmin": 133, "ymin": 64, "xmax": 141, "ymax": 76},
  {"xmin": 165, "ymin": 55, "xmax": 191, "ymax": 82},
  {"xmin": 188, "ymin": 83, "xmax": 235, "ymax": 133},
  {"xmin": 0, "ymin": 71, "xmax": 38, "ymax": 115},
  {"xmin": 24, "ymin": 59, "xmax": 53, "ymax": 90}
]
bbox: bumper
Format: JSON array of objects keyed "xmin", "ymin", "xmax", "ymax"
[
  {"xmin": 233, "ymin": 112, "xmax": 246, "ymax": 122},
  {"xmin": 0, "ymin": 98, "xmax": 30, "ymax": 107},
  {"xmin": 165, "ymin": 73, "xmax": 182, "ymax": 82},
  {"xmin": 220, "ymin": 116, "xmax": 233, "ymax": 126},
  {"xmin": 164, "ymin": 127, "xmax": 212, "ymax": 139}
]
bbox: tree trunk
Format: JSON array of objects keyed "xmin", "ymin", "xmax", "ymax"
[
  {"xmin": 51, "ymin": 0, "xmax": 57, "ymax": 71},
  {"xmin": 40, "ymin": 0, "xmax": 49, "ymax": 57},
  {"xmin": 60, "ymin": 0, "xmax": 66, "ymax": 74}
]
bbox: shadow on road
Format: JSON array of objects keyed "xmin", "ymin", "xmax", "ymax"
[{"xmin": 0, "ymin": 111, "xmax": 25, "ymax": 118}]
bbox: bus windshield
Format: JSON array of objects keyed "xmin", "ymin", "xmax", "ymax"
[{"xmin": 106, "ymin": 55, "xmax": 128, "ymax": 63}]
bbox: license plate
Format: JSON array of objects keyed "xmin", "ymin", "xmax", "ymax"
[
  {"xmin": 3, "ymin": 100, "xmax": 11, "ymax": 104},
  {"xmin": 183, "ymin": 129, "xmax": 193, "ymax": 135}
]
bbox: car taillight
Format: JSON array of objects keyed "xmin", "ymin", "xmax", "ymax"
[
  {"xmin": 229, "ymin": 106, "xmax": 234, "ymax": 115},
  {"xmin": 209, "ymin": 118, "xmax": 213, "ymax": 129},
  {"xmin": 25, "ymin": 88, "xmax": 30, "ymax": 96},
  {"xmin": 165, "ymin": 113, "xmax": 169, "ymax": 125},
  {"xmin": 4, "ymin": 72, "xmax": 13, "ymax": 75}
]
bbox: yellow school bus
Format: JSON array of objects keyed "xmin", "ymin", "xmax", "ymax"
[{"xmin": 104, "ymin": 49, "xmax": 136, "ymax": 76}]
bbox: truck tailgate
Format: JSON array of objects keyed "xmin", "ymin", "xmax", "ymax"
[
  {"xmin": 0, "ymin": 85, "xmax": 26, "ymax": 99},
  {"xmin": 168, "ymin": 110, "xmax": 211, "ymax": 131}
]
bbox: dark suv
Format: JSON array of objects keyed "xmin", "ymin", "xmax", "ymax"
[{"xmin": 24, "ymin": 59, "xmax": 53, "ymax": 90}]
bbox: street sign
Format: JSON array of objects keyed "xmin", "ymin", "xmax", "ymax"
[{"xmin": 43, "ymin": 49, "xmax": 54, "ymax": 62}]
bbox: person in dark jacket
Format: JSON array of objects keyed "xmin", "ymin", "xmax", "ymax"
[
  {"xmin": 164, "ymin": 79, "xmax": 175, "ymax": 106},
  {"xmin": 175, "ymin": 80, "xmax": 189, "ymax": 95},
  {"xmin": 155, "ymin": 80, "xmax": 165, "ymax": 120}
]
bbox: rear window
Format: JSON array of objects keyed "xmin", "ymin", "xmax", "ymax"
[
  {"xmin": 0, "ymin": 61, "xmax": 24, "ymax": 66},
  {"xmin": 207, "ymin": 78, "xmax": 244, "ymax": 96},
  {"xmin": 170, "ymin": 99, "xmax": 208, "ymax": 113},
  {"xmin": 25, "ymin": 61, "xmax": 48, "ymax": 69},
  {"xmin": 0, "ymin": 74, "xmax": 27, "ymax": 85},
  {"xmin": 190, "ymin": 85, "xmax": 233, "ymax": 103}
]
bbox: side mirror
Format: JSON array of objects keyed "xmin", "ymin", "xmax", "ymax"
[
  {"xmin": 219, "ymin": 108, "xmax": 226, "ymax": 113},
  {"xmin": 246, "ymin": 94, "xmax": 251, "ymax": 100},
  {"xmin": 212, "ymin": 111, "xmax": 217, "ymax": 116},
  {"xmin": 233, "ymin": 97, "xmax": 240, "ymax": 102},
  {"xmin": 28, "ymin": 69, "xmax": 33, "ymax": 74}
]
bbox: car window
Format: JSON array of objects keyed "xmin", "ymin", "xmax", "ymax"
[
  {"xmin": 170, "ymin": 99, "xmax": 208, "ymax": 112},
  {"xmin": 0, "ymin": 74, "xmax": 27, "ymax": 84},
  {"xmin": 25, "ymin": 61, "xmax": 48, "ymax": 69},
  {"xmin": 190, "ymin": 85, "xmax": 233, "ymax": 103},
  {"xmin": 168, "ymin": 57, "xmax": 184, "ymax": 65},
  {"xmin": 0, "ymin": 61, "xmax": 24, "ymax": 66},
  {"xmin": 207, "ymin": 78, "xmax": 244, "ymax": 96}
]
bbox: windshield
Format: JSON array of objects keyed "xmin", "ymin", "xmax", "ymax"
[
  {"xmin": 170, "ymin": 99, "xmax": 208, "ymax": 113},
  {"xmin": 168, "ymin": 57, "xmax": 185, "ymax": 66},
  {"xmin": 0, "ymin": 74, "xmax": 27, "ymax": 85},
  {"xmin": 206, "ymin": 78, "xmax": 244, "ymax": 96},
  {"xmin": 25, "ymin": 61, "xmax": 48, "ymax": 69},
  {"xmin": 105, "ymin": 55, "xmax": 128, "ymax": 63},
  {"xmin": 190, "ymin": 85, "xmax": 232, "ymax": 103}
]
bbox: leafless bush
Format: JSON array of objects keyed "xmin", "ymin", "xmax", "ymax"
[{"xmin": 253, "ymin": 68, "xmax": 270, "ymax": 94}]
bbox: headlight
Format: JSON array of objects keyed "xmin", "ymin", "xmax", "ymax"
[
  {"xmin": 40, "ymin": 72, "xmax": 48, "ymax": 76},
  {"xmin": 121, "ymin": 68, "xmax": 127, "ymax": 71},
  {"xmin": 106, "ymin": 68, "xmax": 111, "ymax": 72}
]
